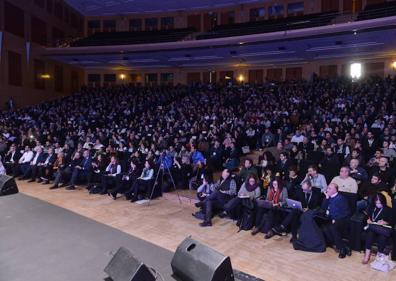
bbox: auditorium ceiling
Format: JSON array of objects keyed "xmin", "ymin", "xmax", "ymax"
[{"xmin": 64, "ymin": 0, "xmax": 264, "ymax": 16}]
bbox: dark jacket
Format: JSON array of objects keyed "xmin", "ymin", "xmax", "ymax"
[
  {"xmin": 294, "ymin": 187, "xmax": 322, "ymax": 210},
  {"xmin": 4, "ymin": 150, "xmax": 21, "ymax": 163},
  {"xmin": 367, "ymin": 205, "xmax": 394, "ymax": 225},
  {"xmin": 43, "ymin": 154, "xmax": 56, "ymax": 167},
  {"xmin": 32, "ymin": 152, "xmax": 46, "ymax": 165},
  {"xmin": 81, "ymin": 156, "xmax": 93, "ymax": 171},
  {"xmin": 320, "ymin": 153, "xmax": 340, "ymax": 182},
  {"xmin": 359, "ymin": 181, "xmax": 389, "ymax": 198},
  {"xmin": 293, "ymin": 210, "xmax": 326, "ymax": 253},
  {"xmin": 321, "ymin": 193, "xmax": 351, "ymax": 220}
]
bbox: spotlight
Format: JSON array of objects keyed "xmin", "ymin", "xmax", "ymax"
[
  {"xmin": 238, "ymin": 74, "xmax": 244, "ymax": 82},
  {"xmin": 350, "ymin": 63, "xmax": 362, "ymax": 80},
  {"xmin": 119, "ymin": 74, "xmax": 126, "ymax": 80}
]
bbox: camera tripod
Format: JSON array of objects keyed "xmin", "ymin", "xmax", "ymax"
[{"xmin": 148, "ymin": 158, "xmax": 182, "ymax": 205}]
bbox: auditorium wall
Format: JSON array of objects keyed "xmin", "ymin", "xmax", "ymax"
[
  {"xmin": 83, "ymin": 0, "xmax": 388, "ymax": 35},
  {"xmin": 83, "ymin": 57, "xmax": 396, "ymax": 86},
  {"xmin": 0, "ymin": 0, "xmax": 84, "ymax": 109},
  {"xmin": 84, "ymin": 0, "xmax": 364, "ymax": 35}
]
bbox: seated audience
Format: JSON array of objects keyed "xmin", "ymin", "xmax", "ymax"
[
  {"xmin": 4, "ymin": 144, "xmax": 20, "ymax": 176},
  {"xmin": 238, "ymin": 158, "xmax": 258, "ymax": 184},
  {"xmin": 193, "ymin": 173, "xmax": 215, "ymax": 219},
  {"xmin": 275, "ymin": 152, "xmax": 291, "ymax": 179},
  {"xmin": 252, "ymin": 178, "xmax": 288, "ymax": 237},
  {"xmin": 87, "ymin": 154, "xmax": 109, "ymax": 191},
  {"xmin": 25, "ymin": 147, "xmax": 46, "ymax": 182},
  {"xmin": 49, "ymin": 152, "xmax": 68, "ymax": 189},
  {"xmin": 223, "ymin": 142, "xmax": 240, "ymax": 171},
  {"xmin": 207, "ymin": 140, "xmax": 224, "ymax": 170},
  {"xmin": 320, "ymin": 183, "xmax": 352, "ymax": 259},
  {"xmin": 357, "ymin": 174, "xmax": 388, "ymax": 212},
  {"xmin": 38, "ymin": 148, "xmax": 56, "ymax": 184},
  {"xmin": 348, "ymin": 158, "xmax": 368, "ymax": 184},
  {"xmin": 0, "ymin": 157, "xmax": 6, "ymax": 175},
  {"xmin": 320, "ymin": 146, "xmax": 340, "ymax": 183},
  {"xmin": 109, "ymin": 158, "xmax": 141, "ymax": 200},
  {"xmin": 17, "ymin": 146, "xmax": 34, "ymax": 180},
  {"xmin": 331, "ymin": 166, "xmax": 358, "ymax": 194},
  {"xmin": 362, "ymin": 193, "xmax": 394, "ymax": 264},
  {"xmin": 199, "ymin": 169, "xmax": 237, "ymax": 227},
  {"xmin": 284, "ymin": 166, "xmax": 302, "ymax": 197},
  {"xmin": 370, "ymin": 156, "xmax": 394, "ymax": 188},
  {"xmin": 1, "ymin": 77, "xmax": 396, "ymax": 261},
  {"xmin": 271, "ymin": 180, "xmax": 321, "ymax": 242},
  {"xmin": 100, "ymin": 156, "xmax": 122, "ymax": 194},
  {"xmin": 128, "ymin": 160, "xmax": 155, "ymax": 202},
  {"xmin": 223, "ymin": 174, "xmax": 261, "ymax": 220},
  {"xmin": 67, "ymin": 150, "xmax": 92, "ymax": 190},
  {"xmin": 301, "ymin": 165, "xmax": 327, "ymax": 193}
]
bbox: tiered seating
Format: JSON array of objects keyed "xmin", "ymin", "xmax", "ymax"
[
  {"xmin": 70, "ymin": 28, "xmax": 196, "ymax": 47},
  {"xmin": 196, "ymin": 12, "xmax": 337, "ymax": 40},
  {"xmin": 357, "ymin": 1, "xmax": 396, "ymax": 21}
]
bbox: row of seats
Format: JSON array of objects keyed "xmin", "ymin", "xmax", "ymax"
[
  {"xmin": 70, "ymin": 28, "xmax": 196, "ymax": 47},
  {"xmin": 357, "ymin": 1, "xmax": 396, "ymax": 21},
  {"xmin": 196, "ymin": 12, "xmax": 338, "ymax": 40}
]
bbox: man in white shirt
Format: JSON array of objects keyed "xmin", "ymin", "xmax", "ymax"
[
  {"xmin": 291, "ymin": 130, "xmax": 304, "ymax": 144},
  {"xmin": 330, "ymin": 166, "xmax": 358, "ymax": 194},
  {"xmin": 18, "ymin": 146, "xmax": 34, "ymax": 179}
]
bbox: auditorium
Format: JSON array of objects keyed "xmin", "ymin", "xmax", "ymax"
[{"xmin": 1, "ymin": 0, "xmax": 396, "ymax": 280}]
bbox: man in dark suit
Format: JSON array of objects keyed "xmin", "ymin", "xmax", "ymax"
[
  {"xmin": 320, "ymin": 146, "xmax": 340, "ymax": 183},
  {"xmin": 38, "ymin": 148, "xmax": 56, "ymax": 183},
  {"xmin": 26, "ymin": 147, "xmax": 46, "ymax": 182},
  {"xmin": 271, "ymin": 180, "xmax": 322, "ymax": 241},
  {"xmin": 4, "ymin": 144, "xmax": 21, "ymax": 176},
  {"xmin": 275, "ymin": 152, "xmax": 291, "ymax": 179},
  {"xmin": 320, "ymin": 183, "xmax": 352, "ymax": 258},
  {"xmin": 362, "ymin": 131, "xmax": 379, "ymax": 162},
  {"xmin": 66, "ymin": 149, "xmax": 92, "ymax": 190}
]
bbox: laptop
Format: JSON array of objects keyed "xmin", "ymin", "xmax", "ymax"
[
  {"xmin": 256, "ymin": 199, "xmax": 273, "ymax": 209},
  {"xmin": 286, "ymin": 198, "xmax": 303, "ymax": 211}
]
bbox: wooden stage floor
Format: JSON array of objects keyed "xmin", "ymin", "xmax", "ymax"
[{"xmin": 16, "ymin": 180, "xmax": 396, "ymax": 281}]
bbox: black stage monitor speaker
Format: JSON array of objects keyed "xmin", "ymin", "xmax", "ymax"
[
  {"xmin": 171, "ymin": 237, "xmax": 234, "ymax": 281},
  {"xmin": 0, "ymin": 175, "xmax": 19, "ymax": 196},
  {"xmin": 104, "ymin": 247, "xmax": 156, "ymax": 281}
]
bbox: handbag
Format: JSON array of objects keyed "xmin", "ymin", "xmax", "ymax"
[{"xmin": 370, "ymin": 253, "xmax": 395, "ymax": 272}]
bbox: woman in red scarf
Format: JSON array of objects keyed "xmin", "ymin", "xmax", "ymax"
[{"xmin": 251, "ymin": 178, "xmax": 288, "ymax": 237}]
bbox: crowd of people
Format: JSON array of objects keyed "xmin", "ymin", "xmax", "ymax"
[{"xmin": 1, "ymin": 75, "xmax": 396, "ymax": 264}]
